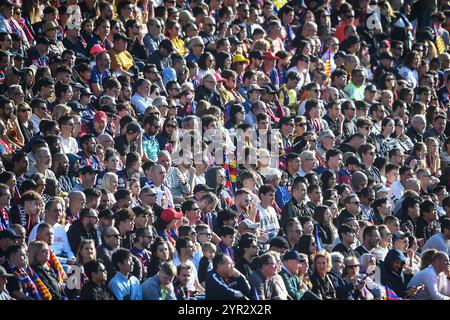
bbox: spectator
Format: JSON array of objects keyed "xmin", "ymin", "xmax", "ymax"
[{"xmin": 108, "ymin": 248, "xmax": 142, "ymax": 300}]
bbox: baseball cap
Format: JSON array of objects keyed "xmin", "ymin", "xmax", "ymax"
[
  {"xmin": 90, "ymin": 44, "xmax": 108, "ymax": 55},
  {"xmin": 263, "ymin": 51, "xmax": 280, "ymax": 60},
  {"xmin": 98, "ymin": 208, "xmax": 115, "ymax": 220},
  {"xmin": 160, "ymin": 208, "xmax": 183, "ymax": 222},
  {"xmin": 113, "ymin": 32, "xmax": 132, "ymax": 42},
  {"xmin": 214, "ymin": 72, "xmax": 226, "ymax": 83},
  {"xmin": 193, "ymin": 184, "xmax": 214, "ymax": 193},
  {"xmin": 36, "ymin": 36, "xmax": 52, "ymax": 46},
  {"xmin": 283, "ymin": 250, "xmax": 306, "ymax": 262},
  {"xmin": 232, "ymin": 54, "xmax": 249, "ymax": 64},
  {"xmin": 247, "ymin": 84, "xmax": 264, "ymax": 93},
  {"xmin": 379, "ymin": 52, "xmax": 394, "ymax": 60},
  {"xmin": 249, "ymin": 50, "xmax": 264, "ymax": 60},
  {"xmin": 0, "ymin": 266, "xmax": 14, "ymax": 278},
  {"xmin": 80, "ymin": 166, "xmax": 99, "ymax": 175},
  {"xmin": 239, "ymin": 219, "xmax": 260, "ymax": 229},
  {"xmin": 365, "ymin": 84, "xmax": 378, "ymax": 92},
  {"xmin": 392, "ymin": 230, "xmax": 409, "ymax": 242},
  {"xmin": 94, "ymin": 111, "xmax": 108, "ymax": 122},
  {"xmin": 0, "ymin": 229, "xmax": 21, "ymax": 240},
  {"xmin": 126, "ymin": 121, "xmax": 141, "ymax": 134},
  {"xmin": 67, "ymin": 101, "xmax": 86, "ymax": 112},
  {"xmin": 42, "ymin": 21, "xmax": 59, "ymax": 33},
  {"xmin": 229, "ymin": 36, "xmax": 242, "ymax": 45},
  {"xmin": 80, "ymin": 87, "xmax": 94, "ymax": 97},
  {"xmin": 262, "ymin": 84, "xmax": 277, "ymax": 94},
  {"xmin": 153, "ymin": 96, "xmax": 168, "ymax": 108}
]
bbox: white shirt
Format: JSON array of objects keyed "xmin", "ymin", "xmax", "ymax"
[
  {"xmin": 388, "ymin": 180, "xmax": 404, "ymax": 207},
  {"xmin": 256, "ymin": 203, "xmax": 280, "ymax": 238},
  {"xmin": 172, "ymin": 256, "xmax": 198, "ymax": 292},
  {"xmin": 408, "ymin": 265, "xmax": 450, "ymax": 300},
  {"xmin": 28, "ymin": 221, "xmax": 75, "ymax": 263},
  {"xmin": 29, "ymin": 114, "xmax": 41, "ymax": 135},
  {"xmin": 59, "ymin": 135, "xmax": 79, "ymax": 154},
  {"xmin": 422, "ymin": 233, "xmax": 450, "ymax": 255},
  {"xmin": 287, "ymin": 66, "xmax": 311, "ymax": 92}
]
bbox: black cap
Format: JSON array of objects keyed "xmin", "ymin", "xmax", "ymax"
[
  {"xmin": 283, "ymin": 250, "xmax": 306, "ymax": 262},
  {"xmin": 80, "ymin": 166, "xmax": 99, "ymax": 175},
  {"xmin": 262, "ymin": 84, "xmax": 277, "ymax": 94},
  {"xmin": 36, "ymin": 36, "xmax": 52, "ymax": 46},
  {"xmin": 379, "ymin": 52, "xmax": 394, "ymax": 60},
  {"xmin": 229, "ymin": 36, "xmax": 242, "ymax": 45},
  {"xmin": 193, "ymin": 184, "xmax": 214, "ymax": 193},
  {"xmin": 249, "ymin": 50, "xmax": 264, "ymax": 60},
  {"xmin": 98, "ymin": 208, "xmax": 115, "ymax": 219},
  {"xmin": 67, "ymin": 101, "xmax": 86, "ymax": 112},
  {"xmin": 113, "ymin": 32, "xmax": 132, "ymax": 42},
  {"xmin": 0, "ymin": 229, "xmax": 22, "ymax": 240},
  {"xmin": 364, "ymin": 84, "xmax": 378, "ymax": 92},
  {"xmin": 126, "ymin": 121, "xmax": 141, "ymax": 134},
  {"xmin": 80, "ymin": 87, "xmax": 94, "ymax": 97}
]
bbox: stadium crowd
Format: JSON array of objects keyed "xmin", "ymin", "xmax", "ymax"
[{"xmin": 1, "ymin": 0, "xmax": 450, "ymax": 301}]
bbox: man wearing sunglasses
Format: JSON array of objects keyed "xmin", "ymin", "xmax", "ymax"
[{"xmin": 80, "ymin": 260, "xmax": 114, "ymax": 300}]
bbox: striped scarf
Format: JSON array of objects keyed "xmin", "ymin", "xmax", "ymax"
[
  {"xmin": 12, "ymin": 265, "xmax": 52, "ymax": 300},
  {"xmin": 48, "ymin": 250, "xmax": 67, "ymax": 284}
]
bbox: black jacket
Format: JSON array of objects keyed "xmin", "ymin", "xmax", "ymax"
[
  {"xmin": 280, "ymin": 198, "xmax": 314, "ymax": 229},
  {"xmin": 194, "ymin": 84, "xmax": 223, "ymax": 108},
  {"xmin": 332, "ymin": 243, "xmax": 360, "ymax": 259},
  {"xmin": 380, "ymin": 249, "xmax": 408, "ymax": 298},
  {"xmin": 80, "ymin": 281, "xmax": 114, "ymax": 300},
  {"xmin": 67, "ymin": 220, "xmax": 102, "ymax": 253},
  {"xmin": 31, "ymin": 264, "xmax": 63, "ymax": 300}
]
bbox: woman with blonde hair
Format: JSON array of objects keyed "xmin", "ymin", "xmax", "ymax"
[
  {"xmin": 28, "ymin": 240, "xmax": 64, "ymax": 300},
  {"xmin": 310, "ymin": 250, "xmax": 336, "ymax": 300},
  {"xmin": 425, "ymin": 137, "xmax": 441, "ymax": 176},
  {"xmin": 102, "ymin": 172, "xmax": 119, "ymax": 195},
  {"xmin": 52, "ymin": 104, "xmax": 72, "ymax": 122},
  {"xmin": 252, "ymin": 39, "xmax": 271, "ymax": 52}
]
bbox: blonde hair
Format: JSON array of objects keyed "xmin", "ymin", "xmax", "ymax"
[
  {"xmin": 28, "ymin": 240, "xmax": 49, "ymax": 266},
  {"xmin": 102, "ymin": 172, "xmax": 119, "ymax": 194},
  {"xmin": 252, "ymin": 39, "xmax": 271, "ymax": 52},
  {"xmin": 313, "ymin": 250, "xmax": 332, "ymax": 272},
  {"xmin": 201, "ymin": 241, "xmax": 217, "ymax": 254},
  {"xmin": 52, "ymin": 104, "xmax": 72, "ymax": 122}
]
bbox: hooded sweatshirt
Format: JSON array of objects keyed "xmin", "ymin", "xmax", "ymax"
[{"xmin": 380, "ymin": 249, "xmax": 408, "ymax": 298}]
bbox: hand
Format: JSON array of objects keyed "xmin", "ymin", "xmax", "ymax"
[
  {"xmin": 232, "ymin": 268, "xmax": 242, "ymax": 278},
  {"xmin": 407, "ymin": 286, "xmax": 419, "ymax": 297},
  {"xmin": 66, "ymin": 259, "xmax": 77, "ymax": 265},
  {"xmin": 337, "ymin": 112, "xmax": 344, "ymax": 123},
  {"xmin": 188, "ymin": 166, "xmax": 196, "ymax": 175},
  {"xmin": 410, "ymin": 159, "xmax": 418, "ymax": 170}
]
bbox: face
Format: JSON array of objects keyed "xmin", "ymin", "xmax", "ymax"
[
  {"xmin": 35, "ymin": 244, "xmax": 50, "ymax": 265},
  {"xmin": 156, "ymin": 243, "xmax": 169, "ymax": 261},
  {"xmin": 197, "ymin": 228, "xmax": 212, "ymax": 244},
  {"xmin": 221, "ymin": 234, "xmax": 234, "ymax": 247}
]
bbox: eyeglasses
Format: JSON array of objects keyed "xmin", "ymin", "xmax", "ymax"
[
  {"xmin": 18, "ymin": 108, "xmax": 31, "ymax": 112},
  {"xmin": 166, "ymin": 124, "xmax": 178, "ymax": 128},
  {"xmin": 347, "ymin": 264, "xmax": 360, "ymax": 268}
]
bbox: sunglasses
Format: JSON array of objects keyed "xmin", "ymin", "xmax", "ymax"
[
  {"xmin": 18, "ymin": 108, "xmax": 31, "ymax": 112},
  {"xmin": 166, "ymin": 124, "xmax": 177, "ymax": 128}
]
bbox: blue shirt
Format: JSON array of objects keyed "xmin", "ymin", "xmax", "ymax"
[
  {"xmin": 141, "ymin": 274, "xmax": 176, "ymax": 300},
  {"xmin": 90, "ymin": 65, "xmax": 111, "ymax": 90},
  {"xmin": 108, "ymin": 272, "xmax": 142, "ymax": 300},
  {"xmin": 142, "ymin": 134, "xmax": 160, "ymax": 162}
]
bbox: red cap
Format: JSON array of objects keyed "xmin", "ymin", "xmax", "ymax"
[
  {"xmin": 90, "ymin": 44, "xmax": 108, "ymax": 55},
  {"xmin": 214, "ymin": 72, "xmax": 226, "ymax": 82},
  {"xmin": 263, "ymin": 51, "xmax": 280, "ymax": 60},
  {"xmin": 94, "ymin": 111, "xmax": 107, "ymax": 122},
  {"xmin": 160, "ymin": 208, "xmax": 183, "ymax": 222}
]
